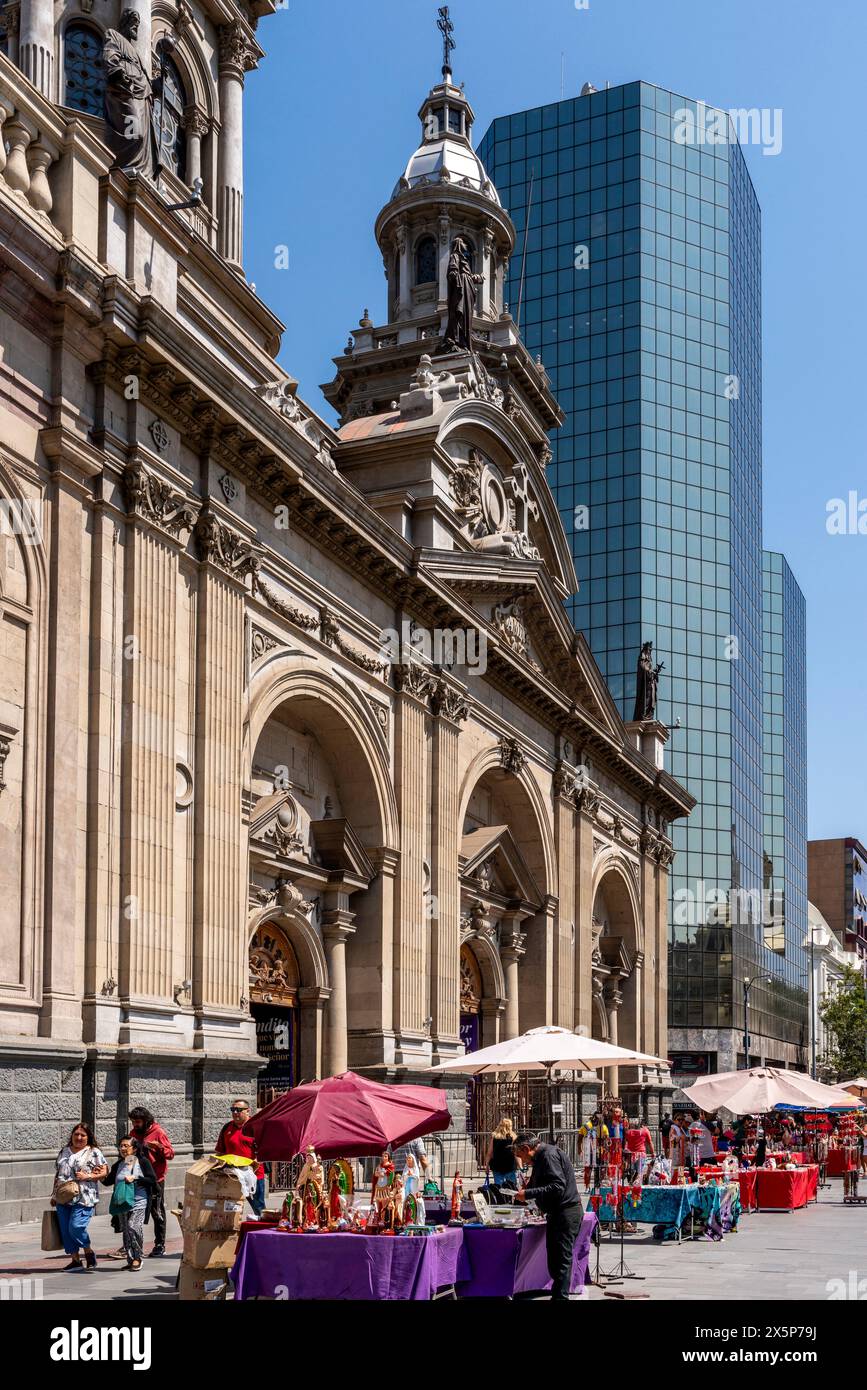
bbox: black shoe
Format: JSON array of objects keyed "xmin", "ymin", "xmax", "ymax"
[
  {"xmin": 84, "ymin": 1248, "xmax": 97, "ymax": 1269},
  {"xmin": 148, "ymin": 1245, "xmax": 166, "ymax": 1257},
  {"xmin": 63, "ymin": 1258, "xmax": 83, "ymax": 1271}
]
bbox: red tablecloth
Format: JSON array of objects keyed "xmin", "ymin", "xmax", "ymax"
[
  {"xmin": 755, "ymin": 1165, "xmax": 818, "ymax": 1211},
  {"xmin": 698, "ymin": 1167, "xmax": 759, "ymax": 1211},
  {"xmin": 826, "ymin": 1148, "xmax": 856, "ymax": 1176}
]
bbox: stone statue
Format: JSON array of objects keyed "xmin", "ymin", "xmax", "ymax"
[
  {"xmin": 443, "ymin": 236, "xmax": 482, "ymax": 352},
  {"xmin": 632, "ymin": 641, "xmax": 664, "ymax": 721},
  {"xmin": 103, "ymin": 10, "xmax": 159, "ymax": 176}
]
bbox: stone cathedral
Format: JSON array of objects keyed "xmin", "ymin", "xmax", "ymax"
[{"xmin": 0, "ymin": 1, "xmax": 693, "ymax": 1219}]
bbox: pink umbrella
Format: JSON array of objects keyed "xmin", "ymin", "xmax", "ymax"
[{"xmin": 243, "ymin": 1071, "xmax": 452, "ymax": 1159}]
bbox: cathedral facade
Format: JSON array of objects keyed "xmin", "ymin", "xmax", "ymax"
[{"xmin": 0, "ymin": 1, "xmax": 692, "ymax": 1221}]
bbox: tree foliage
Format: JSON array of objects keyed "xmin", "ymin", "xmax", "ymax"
[{"xmin": 819, "ymin": 965, "xmax": 867, "ymax": 1081}]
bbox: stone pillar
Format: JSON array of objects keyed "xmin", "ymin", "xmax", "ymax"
[
  {"xmin": 553, "ymin": 765, "xmax": 576, "ymax": 1027},
  {"xmin": 192, "ymin": 506, "xmax": 259, "ymax": 1022},
  {"xmin": 184, "ymin": 107, "xmax": 208, "ymax": 191},
  {"xmin": 298, "ymin": 986, "xmax": 328, "ymax": 1081},
  {"xmin": 18, "ymin": 0, "xmax": 53, "ymax": 99},
  {"xmin": 574, "ymin": 790, "xmax": 596, "ymax": 1033},
  {"xmin": 346, "ymin": 847, "xmax": 397, "ymax": 1066},
  {"xmin": 480, "ymin": 224, "xmax": 494, "ymax": 317},
  {"xmin": 500, "ymin": 914, "xmax": 526, "ymax": 1041},
  {"xmin": 118, "ymin": 470, "xmax": 189, "ymax": 1011},
  {"xmin": 437, "ymin": 207, "xmax": 451, "ymax": 307},
  {"xmin": 395, "ymin": 219, "xmax": 410, "ymax": 319},
  {"xmin": 429, "ymin": 679, "xmax": 467, "ymax": 1055},
  {"xmin": 480, "ymin": 995, "xmax": 504, "ymax": 1048},
  {"xmin": 604, "ymin": 976, "xmax": 622, "ymax": 1098},
  {"xmin": 217, "ymin": 24, "xmax": 256, "ymax": 268},
  {"xmin": 391, "ymin": 665, "xmax": 430, "ymax": 1052},
  {"xmin": 322, "ymin": 908, "xmax": 355, "ymax": 1077},
  {"xmin": 39, "ymin": 461, "xmax": 99, "ymax": 1041}
]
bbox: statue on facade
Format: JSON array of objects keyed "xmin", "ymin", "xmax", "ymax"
[
  {"xmin": 103, "ymin": 10, "xmax": 159, "ymax": 176},
  {"xmin": 443, "ymin": 236, "xmax": 483, "ymax": 352},
  {"xmin": 632, "ymin": 641, "xmax": 664, "ymax": 721}
]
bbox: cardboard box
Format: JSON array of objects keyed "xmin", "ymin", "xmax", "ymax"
[
  {"xmin": 182, "ymin": 1227, "xmax": 239, "ymax": 1270},
  {"xmin": 181, "ymin": 1157, "xmax": 245, "ymax": 1233},
  {"xmin": 178, "ymin": 1262, "xmax": 229, "ymax": 1302}
]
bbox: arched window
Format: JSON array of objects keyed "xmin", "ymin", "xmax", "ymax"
[
  {"xmin": 154, "ymin": 57, "xmax": 187, "ymax": 182},
  {"xmin": 415, "ymin": 235, "xmax": 437, "ymax": 285},
  {"xmin": 64, "ymin": 23, "xmax": 105, "ymax": 117}
]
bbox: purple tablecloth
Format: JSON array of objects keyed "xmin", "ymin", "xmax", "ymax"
[
  {"xmin": 231, "ymin": 1228, "xmax": 468, "ymax": 1301},
  {"xmin": 457, "ymin": 1213, "xmax": 597, "ymax": 1298}
]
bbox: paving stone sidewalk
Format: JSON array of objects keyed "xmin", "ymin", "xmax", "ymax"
[{"xmin": 0, "ymin": 1179, "xmax": 862, "ymax": 1302}]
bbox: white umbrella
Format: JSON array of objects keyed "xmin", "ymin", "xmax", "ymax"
[
  {"xmin": 682, "ymin": 1066, "xmax": 865, "ymax": 1116},
  {"xmin": 430, "ymin": 1025, "xmax": 666, "ymax": 1075},
  {"xmin": 839, "ymin": 1077, "xmax": 867, "ymax": 1098}
]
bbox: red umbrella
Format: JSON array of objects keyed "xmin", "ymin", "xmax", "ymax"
[{"xmin": 243, "ymin": 1071, "xmax": 451, "ymax": 1159}]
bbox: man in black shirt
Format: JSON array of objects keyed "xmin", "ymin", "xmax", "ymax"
[{"xmin": 513, "ymin": 1133, "xmax": 584, "ymax": 1300}]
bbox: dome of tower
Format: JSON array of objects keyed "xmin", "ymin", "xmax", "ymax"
[{"xmin": 389, "ymin": 80, "xmax": 501, "ymax": 206}]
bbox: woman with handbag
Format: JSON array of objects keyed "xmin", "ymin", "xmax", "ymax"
[
  {"xmin": 102, "ymin": 1137, "xmax": 158, "ymax": 1271},
  {"xmin": 51, "ymin": 1123, "xmax": 108, "ymax": 1270}
]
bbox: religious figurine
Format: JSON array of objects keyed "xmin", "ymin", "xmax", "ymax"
[
  {"xmin": 443, "ymin": 237, "xmax": 483, "ymax": 353},
  {"xmin": 103, "ymin": 10, "xmax": 160, "ymax": 176},
  {"xmin": 450, "ymin": 1169, "xmax": 464, "ymax": 1221},
  {"xmin": 632, "ymin": 641, "xmax": 664, "ymax": 722},
  {"xmin": 370, "ymin": 1151, "xmax": 404, "ymax": 1232},
  {"xmin": 285, "ymin": 1145, "xmax": 325, "ymax": 1230},
  {"xmin": 402, "ymin": 1152, "xmax": 426, "ymax": 1227}
]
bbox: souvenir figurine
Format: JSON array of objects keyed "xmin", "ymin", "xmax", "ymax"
[
  {"xmin": 450, "ymin": 1169, "xmax": 464, "ymax": 1222},
  {"xmin": 402, "ymin": 1151, "xmax": 426, "ymax": 1226}
]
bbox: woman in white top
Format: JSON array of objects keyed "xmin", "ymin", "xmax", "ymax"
[{"xmin": 51, "ymin": 1123, "xmax": 108, "ymax": 1270}]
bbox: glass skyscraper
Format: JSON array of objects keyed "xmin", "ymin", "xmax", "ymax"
[{"xmin": 480, "ymin": 82, "xmax": 808, "ymax": 1071}]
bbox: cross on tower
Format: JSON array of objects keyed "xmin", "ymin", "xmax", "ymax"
[{"xmin": 437, "ymin": 6, "xmax": 456, "ymax": 79}]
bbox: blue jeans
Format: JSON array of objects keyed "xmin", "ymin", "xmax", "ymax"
[
  {"xmin": 491, "ymin": 1170, "xmax": 518, "ymax": 1189},
  {"xmin": 249, "ymin": 1176, "xmax": 266, "ymax": 1216},
  {"xmin": 56, "ymin": 1202, "xmax": 94, "ymax": 1256}
]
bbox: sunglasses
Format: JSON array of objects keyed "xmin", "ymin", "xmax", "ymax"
[{"xmin": 231, "ymin": 1107, "xmax": 248, "ymax": 1113}]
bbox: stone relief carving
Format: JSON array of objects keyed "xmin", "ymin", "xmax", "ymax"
[
  {"xmin": 250, "ymin": 626, "xmax": 282, "ymax": 662},
  {"xmin": 194, "ymin": 505, "xmax": 261, "ymax": 582},
  {"xmin": 122, "ymin": 461, "xmax": 196, "ymax": 539},
  {"xmin": 491, "ymin": 598, "xmax": 531, "ymax": 661},
  {"xmin": 0, "ymin": 729, "xmax": 13, "ymax": 795},
  {"xmin": 448, "ymin": 448, "xmax": 541, "ymax": 561},
  {"xmin": 498, "ymin": 735, "xmax": 526, "ymax": 775}
]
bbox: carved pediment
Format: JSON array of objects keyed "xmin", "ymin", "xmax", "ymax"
[
  {"xmin": 249, "ymin": 789, "xmax": 307, "ymax": 859},
  {"xmin": 459, "ymin": 824, "xmax": 542, "ymax": 910},
  {"xmin": 309, "ymin": 817, "xmax": 375, "ymax": 884}
]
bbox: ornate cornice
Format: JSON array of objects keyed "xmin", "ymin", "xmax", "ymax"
[
  {"xmin": 256, "ymin": 579, "xmax": 387, "ymax": 678},
  {"xmin": 121, "ymin": 460, "xmax": 195, "ymax": 539}
]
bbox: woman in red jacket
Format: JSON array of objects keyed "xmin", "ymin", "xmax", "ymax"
[{"xmin": 128, "ymin": 1107, "xmax": 175, "ymax": 1257}]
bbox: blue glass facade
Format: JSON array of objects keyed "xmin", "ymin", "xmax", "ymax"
[{"xmin": 480, "ymin": 83, "xmax": 807, "ymax": 1064}]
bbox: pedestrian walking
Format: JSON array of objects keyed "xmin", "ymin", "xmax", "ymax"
[
  {"xmin": 102, "ymin": 1137, "xmax": 159, "ymax": 1271},
  {"xmin": 128, "ymin": 1107, "xmax": 174, "ymax": 1256},
  {"xmin": 214, "ymin": 1099, "xmax": 266, "ymax": 1215},
  {"xmin": 512, "ymin": 1133, "xmax": 584, "ymax": 1300},
  {"xmin": 624, "ymin": 1116, "xmax": 655, "ymax": 1181},
  {"xmin": 51, "ymin": 1123, "xmax": 108, "ymax": 1271}
]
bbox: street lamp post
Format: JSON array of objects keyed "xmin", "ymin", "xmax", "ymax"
[{"xmin": 743, "ymin": 974, "xmax": 771, "ymax": 1069}]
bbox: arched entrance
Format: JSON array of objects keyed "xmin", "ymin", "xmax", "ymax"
[
  {"xmin": 244, "ymin": 669, "xmax": 396, "ymax": 1084},
  {"xmin": 249, "ymin": 922, "xmax": 300, "ymax": 1107},
  {"xmin": 591, "ymin": 862, "xmax": 642, "ymax": 1102}
]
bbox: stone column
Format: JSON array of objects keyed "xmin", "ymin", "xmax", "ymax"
[
  {"xmin": 184, "ymin": 107, "xmax": 208, "ymax": 192},
  {"xmin": 500, "ymin": 914, "xmax": 526, "ymax": 1041},
  {"xmin": 480, "ymin": 224, "xmax": 494, "ymax": 317},
  {"xmin": 118, "ymin": 466, "xmax": 193, "ymax": 1011},
  {"xmin": 192, "ymin": 505, "xmax": 259, "ymax": 1022},
  {"xmin": 395, "ymin": 219, "xmax": 410, "ymax": 319},
  {"xmin": 604, "ymin": 976, "xmax": 622, "ymax": 1098},
  {"xmin": 217, "ymin": 24, "xmax": 256, "ymax": 268},
  {"xmin": 391, "ymin": 664, "xmax": 430, "ymax": 1052},
  {"xmin": 298, "ymin": 986, "xmax": 329, "ymax": 1081},
  {"xmin": 322, "ymin": 907, "xmax": 355, "ymax": 1077},
  {"xmin": 429, "ymin": 679, "xmax": 467, "ymax": 1054},
  {"xmin": 18, "ymin": 0, "xmax": 53, "ymax": 99},
  {"xmin": 553, "ymin": 765, "xmax": 577, "ymax": 1026},
  {"xmin": 437, "ymin": 207, "xmax": 451, "ymax": 307},
  {"xmin": 574, "ymin": 789, "xmax": 597, "ymax": 1033}
]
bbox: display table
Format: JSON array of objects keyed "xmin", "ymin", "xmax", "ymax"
[
  {"xmin": 826, "ymin": 1148, "xmax": 856, "ymax": 1177},
  {"xmin": 231, "ymin": 1227, "xmax": 467, "ymax": 1301},
  {"xmin": 699, "ymin": 1167, "xmax": 758, "ymax": 1212},
  {"xmin": 596, "ymin": 1183, "xmax": 701, "ymax": 1239},
  {"xmin": 456, "ymin": 1213, "xmax": 597, "ymax": 1298},
  {"xmin": 755, "ymin": 1165, "xmax": 819, "ymax": 1212}
]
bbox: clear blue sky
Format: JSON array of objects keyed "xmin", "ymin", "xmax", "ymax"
[{"xmin": 244, "ymin": 0, "xmax": 867, "ymax": 845}]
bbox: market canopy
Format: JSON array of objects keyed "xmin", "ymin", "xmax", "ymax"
[
  {"xmin": 429, "ymin": 1025, "xmax": 667, "ymax": 1075},
  {"xmin": 681, "ymin": 1066, "xmax": 866, "ymax": 1116},
  {"xmin": 839, "ymin": 1077, "xmax": 867, "ymax": 1098},
  {"xmin": 243, "ymin": 1071, "xmax": 451, "ymax": 1160}
]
